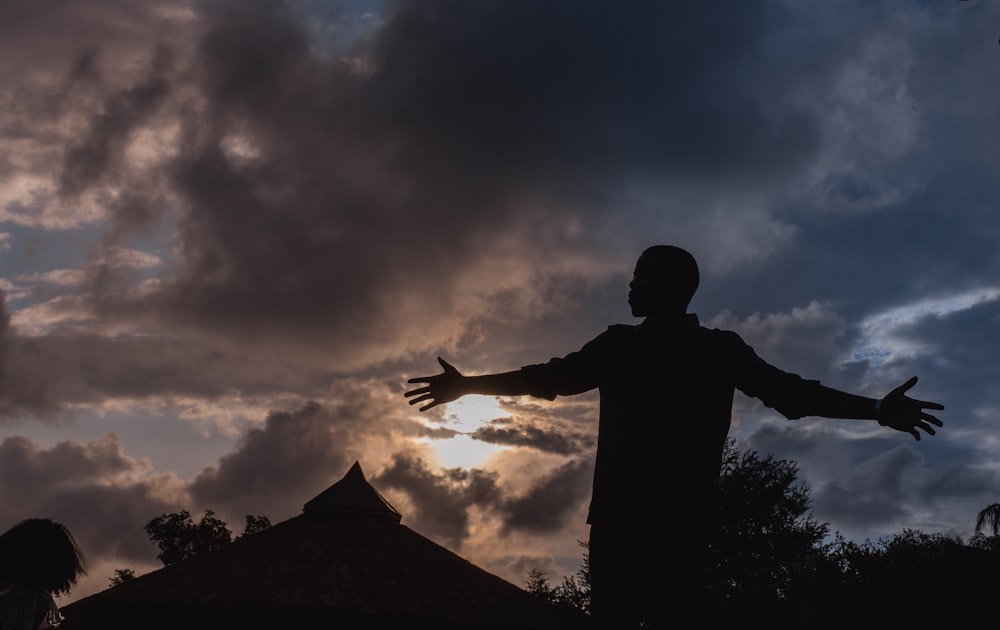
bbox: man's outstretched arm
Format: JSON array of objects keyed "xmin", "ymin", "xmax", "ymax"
[
  {"xmin": 811, "ymin": 376, "xmax": 944, "ymax": 441},
  {"xmin": 404, "ymin": 357, "xmax": 534, "ymax": 411}
]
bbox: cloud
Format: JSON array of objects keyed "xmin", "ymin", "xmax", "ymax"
[
  {"xmin": 0, "ymin": 329, "xmax": 341, "ymax": 422},
  {"xmin": 470, "ymin": 419, "xmax": 589, "ymax": 457},
  {"xmin": 850, "ymin": 287, "xmax": 1000, "ymax": 369},
  {"xmin": 0, "ymin": 433, "xmax": 185, "ymax": 563},
  {"xmin": 375, "ymin": 453, "xmax": 503, "ymax": 548},
  {"xmin": 707, "ymin": 301, "xmax": 848, "ymax": 385},
  {"xmin": 0, "ymin": 1, "xmax": 192, "ymax": 229},
  {"xmin": 7, "ymin": 0, "xmax": 985, "ymax": 387},
  {"xmin": 5, "ymin": 0, "xmax": 888, "ymax": 374},
  {"xmin": 811, "ymin": 445, "xmax": 923, "ymax": 529},
  {"xmin": 498, "ymin": 458, "xmax": 592, "ymax": 535},
  {"xmin": 188, "ymin": 380, "xmax": 419, "ymax": 521}
]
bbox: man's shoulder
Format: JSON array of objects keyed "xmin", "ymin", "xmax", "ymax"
[
  {"xmin": 599, "ymin": 318, "xmax": 750, "ymax": 348},
  {"xmin": 696, "ymin": 323, "xmax": 743, "ymax": 339},
  {"xmin": 605, "ymin": 323, "xmax": 639, "ymax": 334},
  {"xmin": 579, "ymin": 323, "xmax": 642, "ymax": 350},
  {"xmin": 694, "ymin": 324, "xmax": 752, "ymax": 351}
]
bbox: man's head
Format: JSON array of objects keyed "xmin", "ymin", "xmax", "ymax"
[{"xmin": 628, "ymin": 245, "xmax": 700, "ymax": 318}]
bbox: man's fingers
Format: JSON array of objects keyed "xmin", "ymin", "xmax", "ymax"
[
  {"xmin": 891, "ymin": 376, "xmax": 919, "ymax": 397},
  {"xmin": 922, "ymin": 413, "xmax": 943, "ymax": 427},
  {"xmin": 407, "ymin": 393, "xmax": 432, "ymax": 406},
  {"xmin": 404, "ymin": 386, "xmax": 429, "ymax": 398},
  {"xmin": 407, "ymin": 391, "xmax": 446, "ymax": 411}
]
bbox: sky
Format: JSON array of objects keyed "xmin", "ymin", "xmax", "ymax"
[{"xmin": 1, "ymin": 0, "xmax": 999, "ymax": 603}]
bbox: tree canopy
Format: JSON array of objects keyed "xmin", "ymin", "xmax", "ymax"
[
  {"xmin": 110, "ymin": 510, "xmax": 272, "ymax": 584},
  {"xmin": 526, "ymin": 439, "xmax": 1000, "ymax": 628}
]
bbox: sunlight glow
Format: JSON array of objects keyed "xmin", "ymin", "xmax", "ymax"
[
  {"xmin": 442, "ymin": 395, "xmax": 508, "ymax": 429},
  {"xmin": 421, "ymin": 396, "xmax": 509, "ymax": 469}
]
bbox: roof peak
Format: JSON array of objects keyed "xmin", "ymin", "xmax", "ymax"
[{"xmin": 302, "ymin": 461, "xmax": 402, "ymax": 521}]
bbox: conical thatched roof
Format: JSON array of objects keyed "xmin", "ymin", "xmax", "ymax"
[
  {"xmin": 302, "ymin": 461, "xmax": 402, "ymax": 520},
  {"xmin": 61, "ymin": 461, "xmax": 579, "ymax": 630}
]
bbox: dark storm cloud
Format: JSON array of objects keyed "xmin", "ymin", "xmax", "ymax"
[
  {"xmin": 749, "ymin": 422, "xmax": 930, "ymax": 531},
  {"xmin": 803, "ymin": 441, "xmax": 996, "ymax": 540},
  {"xmin": 470, "ymin": 420, "xmax": 588, "ymax": 456},
  {"xmin": 189, "ymin": 401, "xmax": 352, "ymax": 513},
  {"xmin": 368, "ymin": 1, "xmax": 822, "ymax": 182},
  {"xmin": 375, "ymin": 453, "xmax": 503, "ymax": 547},
  {"xmin": 111, "ymin": 0, "xmax": 844, "ymax": 362},
  {"xmin": 58, "ymin": 50, "xmax": 173, "ymax": 198},
  {"xmin": 921, "ymin": 463, "xmax": 1000, "ymax": 507},
  {"xmin": 708, "ymin": 301, "xmax": 848, "ymax": 385},
  {"xmin": 903, "ymin": 298, "xmax": 1000, "ymax": 396},
  {"xmin": 11, "ymin": 0, "xmax": 986, "ymax": 391},
  {"xmin": 0, "ymin": 329, "xmax": 339, "ymax": 422},
  {"xmin": 0, "ymin": 291, "xmax": 59, "ymax": 420},
  {"xmin": 188, "ymin": 382, "xmax": 418, "ymax": 520},
  {"xmin": 0, "ymin": 434, "xmax": 183, "ymax": 562},
  {"xmin": 0, "ymin": 1, "xmax": 179, "ymax": 80},
  {"xmin": 0, "ymin": 0, "xmax": 191, "ymax": 231},
  {"xmin": 742, "ymin": 420, "xmax": 998, "ymax": 541},
  {"xmin": 499, "ymin": 458, "xmax": 592, "ymax": 534}
]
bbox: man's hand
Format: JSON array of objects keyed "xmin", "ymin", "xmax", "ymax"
[
  {"xmin": 405, "ymin": 357, "xmax": 466, "ymax": 412},
  {"xmin": 878, "ymin": 376, "xmax": 944, "ymax": 441}
]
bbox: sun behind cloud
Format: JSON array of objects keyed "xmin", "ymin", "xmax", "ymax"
[{"xmin": 420, "ymin": 396, "xmax": 509, "ymax": 469}]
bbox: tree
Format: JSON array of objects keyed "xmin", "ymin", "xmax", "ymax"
[
  {"xmin": 526, "ymin": 540, "xmax": 591, "ymax": 627},
  {"xmin": 703, "ymin": 440, "xmax": 830, "ymax": 625},
  {"xmin": 527, "ymin": 444, "xmax": 1000, "ymax": 627},
  {"xmin": 526, "ymin": 540, "xmax": 591, "ymax": 616},
  {"xmin": 968, "ymin": 502, "xmax": 1000, "ymax": 554},
  {"xmin": 847, "ymin": 529, "xmax": 995, "ymax": 628},
  {"xmin": 144, "ymin": 510, "xmax": 231, "ymax": 567},
  {"xmin": 526, "ymin": 440, "xmax": 831, "ymax": 624},
  {"xmin": 144, "ymin": 509, "xmax": 271, "ymax": 567},
  {"xmin": 108, "ymin": 568, "xmax": 136, "ymax": 587},
  {"xmin": 974, "ymin": 502, "xmax": 1000, "ymax": 536},
  {"xmin": 240, "ymin": 514, "xmax": 272, "ymax": 538}
]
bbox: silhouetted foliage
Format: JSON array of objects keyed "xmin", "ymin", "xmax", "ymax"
[
  {"xmin": 703, "ymin": 440, "xmax": 830, "ymax": 625},
  {"xmin": 527, "ymin": 440, "xmax": 1000, "ymax": 628},
  {"xmin": 974, "ymin": 501, "xmax": 1000, "ymax": 536},
  {"xmin": 704, "ymin": 447, "xmax": 1000, "ymax": 627},
  {"xmin": 967, "ymin": 502, "xmax": 1000, "ymax": 552},
  {"xmin": 108, "ymin": 568, "xmax": 135, "ymax": 587},
  {"xmin": 526, "ymin": 539, "xmax": 591, "ymax": 616},
  {"xmin": 810, "ymin": 529, "xmax": 998, "ymax": 629},
  {"xmin": 526, "ymin": 540, "xmax": 591, "ymax": 627},
  {"xmin": 144, "ymin": 510, "xmax": 271, "ymax": 567},
  {"xmin": 967, "ymin": 530, "xmax": 1000, "ymax": 553},
  {"xmin": 527, "ymin": 441, "xmax": 829, "ymax": 622},
  {"xmin": 240, "ymin": 514, "xmax": 272, "ymax": 538}
]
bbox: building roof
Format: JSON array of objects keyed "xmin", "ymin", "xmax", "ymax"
[
  {"xmin": 302, "ymin": 460, "xmax": 401, "ymax": 520},
  {"xmin": 60, "ymin": 461, "xmax": 579, "ymax": 630}
]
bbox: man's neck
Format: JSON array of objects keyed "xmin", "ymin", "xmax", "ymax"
[{"xmin": 641, "ymin": 312, "xmax": 690, "ymax": 327}]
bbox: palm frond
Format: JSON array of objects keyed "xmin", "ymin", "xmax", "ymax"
[{"xmin": 974, "ymin": 503, "xmax": 1000, "ymax": 536}]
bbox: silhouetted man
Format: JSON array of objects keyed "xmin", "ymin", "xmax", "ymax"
[{"xmin": 405, "ymin": 245, "xmax": 944, "ymax": 629}]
